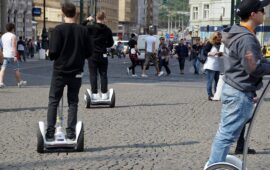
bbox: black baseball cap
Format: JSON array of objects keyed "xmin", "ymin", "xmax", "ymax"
[{"xmin": 236, "ymin": 0, "xmax": 270, "ymax": 18}]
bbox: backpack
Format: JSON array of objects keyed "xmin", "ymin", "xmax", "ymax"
[{"xmin": 197, "ymin": 48, "xmax": 207, "ymax": 64}]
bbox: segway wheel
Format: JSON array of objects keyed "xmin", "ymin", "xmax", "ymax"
[
  {"xmin": 37, "ymin": 126, "xmax": 44, "ymax": 153},
  {"xmin": 76, "ymin": 123, "xmax": 84, "ymax": 152},
  {"xmin": 205, "ymin": 164, "xmax": 239, "ymax": 170},
  {"xmin": 110, "ymin": 91, "xmax": 116, "ymax": 108},
  {"xmin": 85, "ymin": 91, "xmax": 91, "ymax": 108}
]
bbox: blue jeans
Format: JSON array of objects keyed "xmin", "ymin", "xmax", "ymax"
[
  {"xmin": 206, "ymin": 69, "xmax": 220, "ymax": 97},
  {"xmin": 208, "ymin": 82, "xmax": 254, "ymax": 165},
  {"xmin": 193, "ymin": 57, "xmax": 200, "ymax": 74}
]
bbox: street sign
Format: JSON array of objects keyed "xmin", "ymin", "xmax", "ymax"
[{"xmin": 32, "ymin": 8, "xmax": 41, "ymax": 16}]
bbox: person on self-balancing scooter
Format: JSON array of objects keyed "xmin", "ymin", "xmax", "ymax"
[
  {"xmin": 37, "ymin": 2, "xmax": 92, "ymax": 153},
  {"xmin": 204, "ymin": 0, "xmax": 270, "ymax": 169},
  {"xmin": 83, "ymin": 11, "xmax": 115, "ymax": 108}
]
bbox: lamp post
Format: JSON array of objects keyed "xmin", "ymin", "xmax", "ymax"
[
  {"xmin": 80, "ymin": 0, "xmax": 83, "ymax": 23},
  {"xmin": 41, "ymin": 0, "xmax": 47, "ymax": 50}
]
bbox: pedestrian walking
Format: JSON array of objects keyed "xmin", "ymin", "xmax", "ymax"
[
  {"xmin": 206, "ymin": 0, "xmax": 270, "ymax": 167},
  {"xmin": 158, "ymin": 37, "xmax": 171, "ymax": 76},
  {"xmin": 17, "ymin": 36, "xmax": 26, "ymax": 62},
  {"xmin": 141, "ymin": 26, "xmax": 163, "ymax": 77},
  {"xmin": 83, "ymin": 11, "xmax": 114, "ymax": 100},
  {"xmin": 0, "ymin": 23, "xmax": 27, "ymax": 88},
  {"xmin": 45, "ymin": 2, "xmax": 92, "ymax": 141},
  {"xmin": 191, "ymin": 39, "xmax": 202, "ymax": 74},
  {"xmin": 127, "ymin": 33, "xmax": 140, "ymax": 77},
  {"xmin": 202, "ymin": 32, "xmax": 223, "ymax": 101},
  {"xmin": 175, "ymin": 39, "xmax": 189, "ymax": 74}
]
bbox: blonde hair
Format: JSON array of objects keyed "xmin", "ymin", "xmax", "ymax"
[
  {"xmin": 208, "ymin": 32, "xmax": 222, "ymax": 45},
  {"xmin": 96, "ymin": 11, "xmax": 106, "ymax": 21}
]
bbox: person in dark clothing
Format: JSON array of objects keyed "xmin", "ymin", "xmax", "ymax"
[
  {"xmin": 46, "ymin": 2, "xmax": 92, "ymax": 141},
  {"xmin": 175, "ymin": 39, "xmax": 189, "ymax": 74},
  {"xmin": 191, "ymin": 39, "xmax": 202, "ymax": 74},
  {"xmin": 127, "ymin": 33, "xmax": 140, "ymax": 77},
  {"xmin": 83, "ymin": 11, "xmax": 114, "ymax": 100},
  {"xmin": 17, "ymin": 36, "xmax": 26, "ymax": 62},
  {"xmin": 158, "ymin": 37, "xmax": 171, "ymax": 75}
]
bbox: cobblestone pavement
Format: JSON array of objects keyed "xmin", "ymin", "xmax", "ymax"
[{"xmin": 1, "ymin": 58, "xmax": 270, "ymax": 170}]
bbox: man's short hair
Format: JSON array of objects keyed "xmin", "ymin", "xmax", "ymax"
[
  {"xmin": 131, "ymin": 33, "xmax": 135, "ymax": 38},
  {"xmin": 61, "ymin": 2, "xmax": 76, "ymax": 18},
  {"xmin": 96, "ymin": 11, "xmax": 106, "ymax": 21},
  {"xmin": 6, "ymin": 23, "xmax": 15, "ymax": 32}
]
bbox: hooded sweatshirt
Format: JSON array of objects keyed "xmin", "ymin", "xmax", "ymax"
[{"xmin": 222, "ymin": 24, "xmax": 270, "ymax": 92}]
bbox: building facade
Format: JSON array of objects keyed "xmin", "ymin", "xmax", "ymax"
[
  {"xmin": 97, "ymin": 0, "xmax": 119, "ymax": 34},
  {"xmin": 1, "ymin": 0, "xmax": 33, "ymax": 38},
  {"xmin": 189, "ymin": 0, "xmax": 231, "ymax": 40},
  {"xmin": 118, "ymin": 0, "xmax": 138, "ymax": 39},
  {"xmin": 137, "ymin": 0, "xmax": 160, "ymax": 34},
  {"xmin": 189, "ymin": 0, "xmax": 270, "ymax": 45}
]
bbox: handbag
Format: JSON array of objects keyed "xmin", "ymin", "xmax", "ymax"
[{"xmin": 198, "ymin": 48, "xmax": 207, "ymax": 64}]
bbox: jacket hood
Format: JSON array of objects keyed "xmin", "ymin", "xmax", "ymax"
[{"xmin": 222, "ymin": 25, "xmax": 252, "ymax": 48}]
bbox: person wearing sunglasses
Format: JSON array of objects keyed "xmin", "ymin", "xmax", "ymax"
[{"xmin": 205, "ymin": 0, "xmax": 270, "ymax": 167}]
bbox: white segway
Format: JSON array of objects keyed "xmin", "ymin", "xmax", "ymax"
[
  {"xmin": 204, "ymin": 79, "xmax": 270, "ymax": 170},
  {"xmin": 84, "ymin": 88, "xmax": 116, "ymax": 108},
  {"xmin": 37, "ymin": 96, "xmax": 84, "ymax": 153}
]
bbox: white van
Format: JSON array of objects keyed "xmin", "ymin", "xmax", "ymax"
[{"xmin": 137, "ymin": 35, "xmax": 160, "ymax": 60}]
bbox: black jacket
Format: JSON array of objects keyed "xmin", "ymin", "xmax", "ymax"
[
  {"xmin": 83, "ymin": 21, "xmax": 114, "ymax": 55},
  {"xmin": 49, "ymin": 23, "xmax": 92, "ymax": 75}
]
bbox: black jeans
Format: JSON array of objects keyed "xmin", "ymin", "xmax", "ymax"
[
  {"xmin": 47, "ymin": 72, "xmax": 82, "ymax": 130},
  {"xmin": 88, "ymin": 54, "xmax": 108, "ymax": 93},
  {"xmin": 159, "ymin": 57, "xmax": 171, "ymax": 74},
  {"xmin": 178, "ymin": 57, "xmax": 185, "ymax": 71},
  {"xmin": 128, "ymin": 58, "xmax": 138, "ymax": 75}
]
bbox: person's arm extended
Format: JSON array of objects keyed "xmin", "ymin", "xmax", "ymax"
[
  {"xmin": 106, "ymin": 28, "xmax": 114, "ymax": 48},
  {"xmin": 48, "ymin": 28, "xmax": 61, "ymax": 60},
  {"xmin": 240, "ymin": 37, "xmax": 270, "ymax": 77}
]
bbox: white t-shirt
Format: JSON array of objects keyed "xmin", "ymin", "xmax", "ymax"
[
  {"xmin": 1, "ymin": 32, "xmax": 16, "ymax": 58},
  {"xmin": 203, "ymin": 45, "xmax": 222, "ymax": 71},
  {"xmin": 145, "ymin": 35, "xmax": 157, "ymax": 53}
]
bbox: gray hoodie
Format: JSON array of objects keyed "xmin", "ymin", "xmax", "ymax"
[{"xmin": 222, "ymin": 24, "xmax": 270, "ymax": 92}]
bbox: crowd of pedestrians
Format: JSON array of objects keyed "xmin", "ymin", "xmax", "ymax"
[{"xmin": 2, "ymin": 1, "xmax": 270, "ymax": 168}]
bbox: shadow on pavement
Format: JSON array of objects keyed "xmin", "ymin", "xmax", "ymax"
[
  {"xmin": 85, "ymin": 141, "xmax": 199, "ymax": 152},
  {"xmin": 116, "ymin": 102, "xmax": 188, "ymax": 108},
  {"xmin": 0, "ymin": 106, "xmax": 48, "ymax": 113}
]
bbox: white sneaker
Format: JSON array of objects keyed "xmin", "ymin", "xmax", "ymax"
[
  {"xmin": 158, "ymin": 71, "xmax": 164, "ymax": 77},
  {"xmin": 92, "ymin": 93, "xmax": 100, "ymax": 100},
  {"xmin": 141, "ymin": 74, "xmax": 148, "ymax": 78},
  {"xmin": 0, "ymin": 83, "xmax": 5, "ymax": 88},
  {"xmin": 18, "ymin": 80, "xmax": 27, "ymax": 88},
  {"xmin": 101, "ymin": 93, "xmax": 108, "ymax": 100},
  {"xmin": 126, "ymin": 67, "xmax": 130, "ymax": 75},
  {"xmin": 131, "ymin": 74, "xmax": 137, "ymax": 77}
]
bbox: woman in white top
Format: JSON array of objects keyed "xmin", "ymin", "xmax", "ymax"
[
  {"xmin": 203, "ymin": 32, "xmax": 223, "ymax": 100},
  {"xmin": 0, "ymin": 23, "xmax": 26, "ymax": 88}
]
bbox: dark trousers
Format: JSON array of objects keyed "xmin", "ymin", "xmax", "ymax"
[
  {"xmin": 47, "ymin": 73, "xmax": 82, "ymax": 130},
  {"xmin": 178, "ymin": 57, "xmax": 185, "ymax": 71},
  {"xmin": 159, "ymin": 58, "xmax": 171, "ymax": 74},
  {"xmin": 129, "ymin": 58, "xmax": 138, "ymax": 75},
  {"xmin": 88, "ymin": 55, "xmax": 108, "ymax": 93}
]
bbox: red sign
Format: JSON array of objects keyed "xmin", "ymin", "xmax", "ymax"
[{"xmin": 170, "ymin": 34, "xmax": 174, "ymax": 39}]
